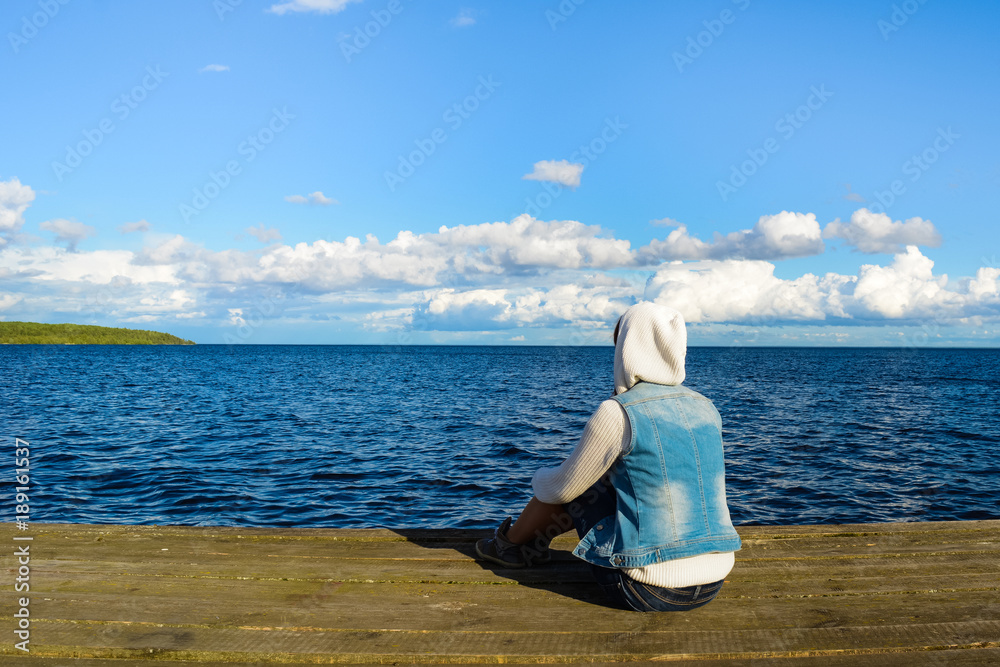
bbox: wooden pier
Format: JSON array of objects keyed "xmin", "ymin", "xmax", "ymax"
[{"xmin": 1, "ymin": 520, "xmax": 998, "ymax": 665}]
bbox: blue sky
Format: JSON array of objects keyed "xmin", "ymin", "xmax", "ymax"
[{"xmin": 1, "ymin": 0, "xmax": 998, "ymax": 345}]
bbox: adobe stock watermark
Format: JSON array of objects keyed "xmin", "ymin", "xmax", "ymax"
[
  {"xmin": 545, "ymin": 0, "xmax": 585, "ymax": 31},
  {"xmin": 384, "ymin": 75, "xmax": 501, "ymax": 192},
  {"xmin": 12, "ymin": 437, "xmax": 33, "ymax": 653},
  {"xmin": 521, "ymin": 116, "xmax": 627, "ymax": 218},
  {"xmin": 400, "ymin": 271, "xmax": 464, "ymax": 346},
  {"xmin": 8, "ymin": 0, "xmax": 70, "ymax": 54},
  {"xmin": 51, "ymin": 65, "xmax": 168, "ymax": 182},
  {"xmin": 82, "ymin": 275, "xmax": 133, "ymax": 318},
  {"xmin": 878, "ymin": 0, "xmax": 930, "ymax": 41},
  {"xmin": 716, "ymin": 84, "xmax": 833, "ymax": 202},
  {"xmin": 673, "ymin": 0, "xmax": 752, "ymax": 73},
  {"xmin": 179, "ymin": 107, "xmax": 294, "ymax": 223},
  {"xmin": 867, "ymin": 126, "xmax": 958, "ymax": 215},
  {"xmin": 883, "ymin": 309, "xmax": 954, "ymax": 377},
  {"xmin": 339, "ymin": 0, "xmax": 408, "ymax": 63},
  {"xmin": 223, "ymin": 264, "xmax": 309, "ymax": 344},
  {"xmin": 224, "ymin": 284, "xmax": 304, "ymax": 344},
  {"xmin": 567, "ymin": 321, "xmax": 620, "ymax": 347},
  {"xmin": 214, "ymin": 0, "xmax": 243, "ymax": 21}
]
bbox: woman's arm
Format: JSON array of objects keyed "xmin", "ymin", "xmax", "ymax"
[{"xmin": 531, "ymin": 399, "xmax": 630, "ymax": 505}]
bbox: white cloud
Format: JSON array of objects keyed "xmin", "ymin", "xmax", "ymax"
[
  {"xmin": 2, "ymin": 215, "xmax": 635, "ymax": 301},
  {"xmin": 823, "ymin": 208, "xmax": 942, "ymax": 253},
  {"xmin": 640, "ymin": 211, "xmax": 826, "ymax": 262},
  {"xmin": 285, "ymin": 191, "xmax": 338, "ymax": 205},
  {"xmin": 39, "ymin": 219, "xmax": 96, "ymax": 251},
  {"xmin": 0, "ymin": 177, "xmax": 35, "ymax": 241},
  {"xmin": 968, "ymin": 266, "xmax": 1000, "ymax": 301},
  {"xmin": 436, "ymin": 214, "xmax": 634, "ymax": 272},
  {"xmin": 414, "ymin": 283, "xmax": 633, "ymax": 332},
  {"xmin": 522, "ymin": 159, "xmax": 584, "ymax": 188},
  {"xmin": 119, "ymin": 220, "xmax": 151, "ymax": 234},
  {"xmin": 4, "ymin": 211, "xmax": 998, "ymax": 335},
  {"xmin": 199, "ymin": 64, "xmax": 230, "ymax": 73},
  {"xmin": 853, "ymin": 245, "xmax": 953, "ymax": 318},
  {"xmin": 644, "ymin": 246, "xmax": 998, "ymax": 324},
  {"xmin": 0, "ymin": 293, "xmax": 21, "ymax": 311},
  {"xmin": 650, "ymin": 217, "xmax": 682, "ymax": 227},
  {"xmin": 420, "ymin": 289, "xmax": 512, "ymax": 330},
  {"xmin": 842, "ymin": 184, "xmax": 865, "ymax": 203},
  {"xmin": 246, "ymin": 224, "xmax": 282, "ymax": 243},
  {"xmin": 137, "ymin": 289, "xmax": 196, "ymax": 314},
  {"xmin": 450, "ymin": 8, "xmax": 476, "ymax": 27},
  {"xmin": 645, "ymin": 258, "xmax": 850, "ymax": 323},
  {"xmin": 267, "ymin": 0, "xmax": 361, "ymax": 15},
  {"xmin": 1, "ymin": 246, "xmax": 176, "ymax": 285}
]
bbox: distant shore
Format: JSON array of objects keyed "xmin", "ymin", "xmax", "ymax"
[{"xmin": 0, "ymin": 321, "xmax": 195, "ymax": 345}]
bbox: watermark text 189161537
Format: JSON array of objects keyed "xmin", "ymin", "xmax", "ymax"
[{"xmin": 13, "ymin": 437, "xmax": 33, "ymax": 653}]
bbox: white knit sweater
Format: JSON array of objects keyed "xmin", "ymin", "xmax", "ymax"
[{"xmin": 531, "ymin": 302, "xmax": 735, "ymax": 588}]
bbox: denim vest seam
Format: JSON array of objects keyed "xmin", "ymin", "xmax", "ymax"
[
  {"xmin": 620, "ymin": 399, "xmax": 636, "ymax": 457},
  {"xmin": 676, "ymin": 401, "xmax": 711, "ymax": 535},
  {"xmin": 640, "ymin": 402, "xmax": 671, "ymax": 541},
  {"xmin": 616, "ymin": 390, "xmax": 714, "ymax": 408}
]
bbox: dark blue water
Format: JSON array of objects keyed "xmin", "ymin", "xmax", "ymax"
[{"xmin": 3, "ymin": 345, "xmax": 998, "ymax": 528}]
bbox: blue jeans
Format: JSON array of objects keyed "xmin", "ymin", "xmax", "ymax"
[{"xmin": 564, "ymin": 480, "xmax": 725, "ymax": 612}]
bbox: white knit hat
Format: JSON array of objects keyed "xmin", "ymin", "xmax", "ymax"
[{"xmin": 613, "ymin": 301, "xmax": 687, "ymax": 395}]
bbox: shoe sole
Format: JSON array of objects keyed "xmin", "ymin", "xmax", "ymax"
[{"xmin": 474, "ymin": 541, "xmax": 526, "ymax": 569}]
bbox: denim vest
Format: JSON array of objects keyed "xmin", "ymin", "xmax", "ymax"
[{"xmin": 573, "ymin": 381, "xmax": 742, "ymax": 568}]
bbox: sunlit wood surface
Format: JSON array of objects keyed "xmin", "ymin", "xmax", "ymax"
[{"xmin": 1, "ymin": 520, "xmax": 998, "ymax": 665}]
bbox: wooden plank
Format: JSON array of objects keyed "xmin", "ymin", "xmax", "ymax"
[
  {"xmin": 15, "ymin": 558, "xmax": 1000, "ymax": 600},
  {"xmin": 6, "ymin": 581, "xmax": 1000, "ymax": 632},
  {"xmin": 1, "ymin": 620, "xmax": 997, "ymax": 662},
  {"xmin": 17, "ymin": 519, "xmax": 1000, "ymax": 539},
  {"xmin": 3, "ymin": 655, "xmax": 1000, "ymax": 667},
  {"xmin": 19, "ymin": 550, "xmax": 999, "ymax": 588},
  {"xmin": 10, "ymin": 524, "xmax": 998, "ymax": 562},
  {"xmin": 0, "ymin": 521, "xmax": 997, "ymax": 664}
]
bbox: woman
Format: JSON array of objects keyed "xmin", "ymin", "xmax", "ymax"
[{"xmin": 475, "ymin": 302, "xmax": 741, "ymax": 612}]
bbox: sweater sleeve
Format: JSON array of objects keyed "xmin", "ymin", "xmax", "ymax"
[{"xmin": 531, "ymin": 399, "xmax": 630, "ymax": 504}]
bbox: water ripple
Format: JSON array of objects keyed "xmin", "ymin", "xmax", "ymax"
[{"xmin": 3, "ymin": 345, "xmax": 999, "ymax": 528}]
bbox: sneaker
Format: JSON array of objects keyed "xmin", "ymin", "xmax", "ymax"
[{"xmin": 475, "ymin": 516, "xmax": 551, "ymax": 568}]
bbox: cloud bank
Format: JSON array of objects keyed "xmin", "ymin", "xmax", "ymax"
[
  {"xmin": 641, "ymin": 211, "xmax": 826, "ymax": 261},
  {"xmin": 824, "ymin": 208, "xmax": 942, "ymax": 253},
  {"xmin": 522, "ymin": 160, "xmax": 585, "ymax": 188},
  {"xmin": 285, "ymin": 191, "xmax": 337, "ymax": 205},
  {"xmin": 268, "ymin": 0, "xmax": 361, "ymax": 15},
  {"xmin": 0, "ymin": 178, "xmax": 35, "ymax": 244},
  {"xmin": 2, "ymin": 204, "xmax": 996, "ymax": 339},
  {"xmin": 450, "ymin": 9, "xmax": 476, "ymax": 28},
  {"xmin": 39, "ymin": 218, "xmax": 96, "ymax": 251}
]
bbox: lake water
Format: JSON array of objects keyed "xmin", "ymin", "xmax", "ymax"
[{"xmin": 4, "ymin": 345, "xmax": 999, "ymax": 528}]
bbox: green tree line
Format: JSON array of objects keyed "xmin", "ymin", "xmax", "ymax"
[{"xmin": 0, "ymin": 322, "xmax": 195, "ymax": 345}]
